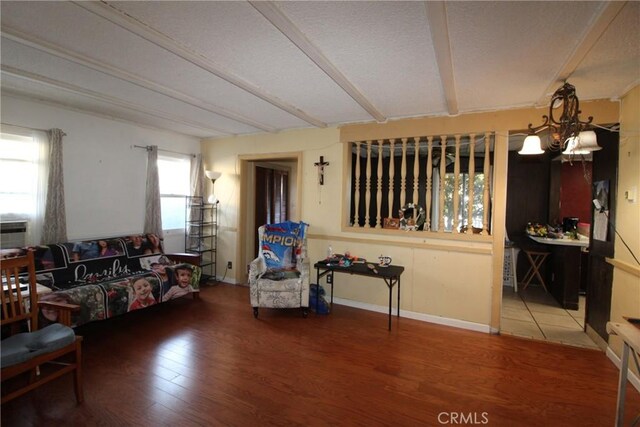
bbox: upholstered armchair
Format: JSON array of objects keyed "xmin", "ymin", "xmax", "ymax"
[{"xmin": 249, "ymin": 221, "xmax": 309, "ymax": 318}]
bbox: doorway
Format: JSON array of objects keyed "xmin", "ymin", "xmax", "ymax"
[
  {"xmin": 236, "ymin": 153, "xmax": 302, "ymax": 285},
  {"xmin": 253, "ymin": 165, "xmax": 290, "ymax": 259},
  {"xmin": 500, "ymin": 132, "xmax": 617, "ymax": 349}
]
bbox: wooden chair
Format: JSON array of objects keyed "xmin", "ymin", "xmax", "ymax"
[{"xmin": 1, "ymin": 251, "xmax": 84, "ymax": 404}]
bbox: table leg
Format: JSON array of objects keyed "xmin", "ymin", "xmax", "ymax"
[
  {"xmin": 615, "ymin": 343, "xmax": 630, "ymax": 427},
  {"xmin": 397, "ymin": 277, "xmax": 401, "ymax": 317},
  {"xmin": 316, "ymin": 268, "xmax": 320, "ymax": 313},
  {"xmin": 330, "ymin": 272, "xmax": 334, "ymax": 307},
  {"xmin": 388, "ymin": 283, "xmax": 392, "ymax": 331}
]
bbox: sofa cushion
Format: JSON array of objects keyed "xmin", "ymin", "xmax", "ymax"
[{"xmin": 1, "ymin": 323, "xmax": 75, "ymax": 368}]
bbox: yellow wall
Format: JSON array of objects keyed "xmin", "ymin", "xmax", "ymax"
[
  {"xmin": 202, "ymin": 100, "xmax": 620, "ymax": 331},
  {"xmin": 608, "ymin": 85, "xmax": 640, "ymax": 368}
]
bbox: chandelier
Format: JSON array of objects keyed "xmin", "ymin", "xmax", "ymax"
[{"xmin": 519, "ymin": 82, "xmax": 601, "ymax": 155}]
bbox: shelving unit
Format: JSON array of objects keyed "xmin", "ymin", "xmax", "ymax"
[{"xmin": 185, "ymin": 196, "xmax": 218, "ymax": 281}]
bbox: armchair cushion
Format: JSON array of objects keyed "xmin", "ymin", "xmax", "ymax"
[
  {"xmin": 259, "ymin": 221, "xmax": 308, "ymax": 272},
  {"xmin": 1, "ymin": 323, "xmax": 75, "ymax": 368}
]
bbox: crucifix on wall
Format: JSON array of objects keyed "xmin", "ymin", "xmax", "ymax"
[{"xmin": 314, "ymin": 156, "xmax": 330, "ymax": 185}]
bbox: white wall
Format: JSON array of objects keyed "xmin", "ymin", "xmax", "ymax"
[{"xmin": 1, "ymin": 95, "xmax": 201, "ymax": 252}]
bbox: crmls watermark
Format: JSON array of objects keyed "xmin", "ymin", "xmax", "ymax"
[{"xmin": 437, "ymin": 412, "xmax": 489, "ymax": 425}]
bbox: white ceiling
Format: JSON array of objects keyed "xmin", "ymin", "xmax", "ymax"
[{"xmin": 1, "ymin": 1, "xmax": 638, "ymax": 139}]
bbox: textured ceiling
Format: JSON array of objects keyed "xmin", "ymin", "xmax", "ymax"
[{"xmin": 1, "ymin": 1, "xmax": 638, "ymax": 139}]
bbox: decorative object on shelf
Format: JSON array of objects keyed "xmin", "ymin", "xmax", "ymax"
[
  {"xmin": 383, "ymin": 217, "xmax": 400, "ymax": 229},
  {"xmin": 205, "ymin": 170, "xmax": 221, "ymax": 204},
  {"xmin": 313, "ymin": 156, "xmax": 329, "ymax": 185},
  {"xmin": 185, "ymin": 196, "xmax": 217, "ymax": 281},
  {"xmin": 519, "ymin": 82, "xmax": 601, "ymax": 155},
  {"xmin": 378, "ymin": 255, "xmax": 392, "ymax": 267},
  {"xmin": 399, "ymin": 203, "xmax": 425, "ymax": 231}
]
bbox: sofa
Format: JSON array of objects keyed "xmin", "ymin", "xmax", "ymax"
[{"xmin": 1, "ymin": 234, "xmax": 201, "ymax": 328}]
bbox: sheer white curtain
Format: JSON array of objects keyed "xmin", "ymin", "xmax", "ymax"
[
  {"xmin": 190, "ymin": 154, "xmax": 204, "ymax": 202},
  {"xmin": 144, "ymin": 145, "xmax": 163, "ymax": 238},
  {"xmin": 187, "ymin": 154, "xmax": 204, "ymax": 237},
  {"xmin": 42, "ymin": 129, "xmax": 68, "ymax": 244},
  {"xmin": 0, "ymin": 125, "xmax": 49, "ymax": 245}
]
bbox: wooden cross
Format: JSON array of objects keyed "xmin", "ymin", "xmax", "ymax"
[{"xmin": 314, "ymin": 156, "xmax": 330, "ymax": 185}]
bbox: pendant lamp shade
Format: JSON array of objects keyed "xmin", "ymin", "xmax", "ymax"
[
  {"xmin": 562, "ymin": 131, "xmax": 600, "ymax": 155},
  {"xmin": 519, "ymin": 135, "xmax": 544, "ymax": 155}
]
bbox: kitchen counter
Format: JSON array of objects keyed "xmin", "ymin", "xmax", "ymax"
[
  {"xmin": 528, "ymin": 234, "xmax": 589, "ymax": 247},
  {"xmin": 527, "ymin": 233, "xmax": 589, "ymax": 310}
]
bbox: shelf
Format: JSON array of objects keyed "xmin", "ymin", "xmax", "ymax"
[{"xmin": 185, "ymin": 196, "xmax": 218, "ymax": 281}]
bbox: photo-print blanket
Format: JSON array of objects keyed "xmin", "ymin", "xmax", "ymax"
[{"xmin": 1, "ymin": 234, "xmax": 200, "ymax": 328}]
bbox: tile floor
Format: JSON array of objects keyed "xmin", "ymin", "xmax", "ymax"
[{"xmin": 501, "ymin": 284, "xmax": 600, "ymax": 349}]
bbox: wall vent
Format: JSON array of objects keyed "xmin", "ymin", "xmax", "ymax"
[{"xmin": 0, "ymin": 220, "xmax": 28, "ymax": 249}]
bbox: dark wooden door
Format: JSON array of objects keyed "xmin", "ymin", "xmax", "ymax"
[
  {"xmin": 585, "ymin": 128, "xmax": 619, "ymax": 340},
  {"xmin": 254, "ymin": 166, "xmax": 289, "ymax": 257}
]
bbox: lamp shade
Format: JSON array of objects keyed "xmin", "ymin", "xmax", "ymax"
[
  {"xmin": 518, "ymin": 135, "xmax": 544, "ymax": 155},
  {"xmin": 205, "ymin": 170, "xmax": 221, "ymax": 181},
  {"xmin": 577, "ymin": 130, "xmax": 601, "ymax": 152},
  {"xmin": 562, "ymin": 136, "xmax": 589, "ymax": 155},
  {"xmin": 563, "ymin": 131, "xmax": 599, "ymax": 155}
]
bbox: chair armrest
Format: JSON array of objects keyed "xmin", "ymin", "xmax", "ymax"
[
  {"xmin": 298, "ymin": 259, "xmax": 310, "ymax": 288},
  {"xmin": 38, "ymin": 301, "xmax": 80, "ymax": 327},
  {"xmin": 165, "ymin": 253, "xmax": 201, "ymax": 266},
  {"xmin": 249, "ymin": 256, "xmax": 266, "ymax": 284}
]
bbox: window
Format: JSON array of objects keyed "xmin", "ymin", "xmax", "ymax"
[
  {"xmin": 442, "ymin": 172, "xmax": 485, "ymax": 232},
  {"xmin": 0, "ymin": 126, "xmax": 48, "ymax": 245},
  {"xmin": 158, "ymin": 154, "xmax": 191, "ymax": 230}
]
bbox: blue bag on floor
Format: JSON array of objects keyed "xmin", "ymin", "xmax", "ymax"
[{"xmin": 309, "ymin": 284, "xmax": 329, "ymax": 314}]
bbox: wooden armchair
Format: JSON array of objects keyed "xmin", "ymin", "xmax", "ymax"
[{"xmin": 1, "ymin": 251, "xmax": 83, "ymax": 404}]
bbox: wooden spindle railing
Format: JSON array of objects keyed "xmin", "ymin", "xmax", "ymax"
[
  {"xmin": 354, "ymin": 141, "xmax": 361, "ymax": 227},
  {"xmin": 365, "ymin": 141, "xmax": 372, "ymax": 228},
  {"xmin": 400, "ymin": 138, "xmax": 407, "ymax": 209},
  {"xmin": 425, "ymin": 136, "xmax": 433, "ymax": 232},
  {"xmin": 388, "ymin": 138, "xmax": 395, "ymax": 218},
  {"xmin": 438, "ymin": 135, "xmax": 447, "ymax": 233},
  {"xmin": 482, "ymin": 132, "xmax": 491, "ymax": 235},
  {"xmin": 467, "ymin": 134, "xmax": 476, "ymax": 233},
  {"xmin": 348, "ymin": 131, "xmax": 494, "ymax": 238},
  {"xmin": 376, "ymin": 140, "xmax": 383, "ymax": 229},
  {"xmin": 453, "ymin": 134, "xmax": 461, "ymax": 233}
]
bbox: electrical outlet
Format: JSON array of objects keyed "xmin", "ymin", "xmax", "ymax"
[
  {"xmin": 227, "ymin": 261, "xmax": 232, "ymax": 270},
  {"xmin": 326, "ymin": 274, "xmax": 332, "ymax": 284}
]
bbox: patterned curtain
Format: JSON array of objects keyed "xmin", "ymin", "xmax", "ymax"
[
  {"xmin": 41, "ymin": 129, "xmax": 67, "ymax": 244},
  {"xmin": 144, "ymin": 145, "xmax": 163, "ymax": 238}
]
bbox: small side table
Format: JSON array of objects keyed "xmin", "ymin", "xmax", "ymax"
[{"xmin": 521, "ymin": 250, "xmax": 550, "ymax": 292}]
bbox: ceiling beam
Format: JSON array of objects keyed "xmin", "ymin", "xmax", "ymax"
[
  {"xmin": 424, "ymin": 1, "xmax": 458, "ymax": 116},
  {"xmin": 1, "ymin": 65, "xmax": 230, "ymax": 137},
  {"xmin": 2, "ymin": 89, "xmax": 209, "ymax": 139},
  {"xmin": 72, "ymin": 1, "xmax": 327, "ymax": 128},
  {"xmin": 1, "ymin": 27, "xmax": 276, "ymax": 133},
  {"xmin": 250, "ymin": 1, "xmax": 386, "ymax": 123},
  {"xmin": 536, "ymin": 1, "xmax": 627, "ymax": 105}
]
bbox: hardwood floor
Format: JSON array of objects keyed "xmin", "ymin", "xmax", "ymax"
[{"xmin": 2, "ymin": 283, "xmax": 639, "ymax": 426}]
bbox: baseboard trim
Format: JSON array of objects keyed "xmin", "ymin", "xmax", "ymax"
[
  {"xmin": 332, "ymin": 297, "xmax": 492, "ymax": 334},
  {"xmin": 606, "ymin": 346, "xmax": 640, "ymax": 393}
]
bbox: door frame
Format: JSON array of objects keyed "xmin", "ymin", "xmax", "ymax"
[{"xmin": 236, "ymin": 152, "xmax": 303, "ymax": 284}]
